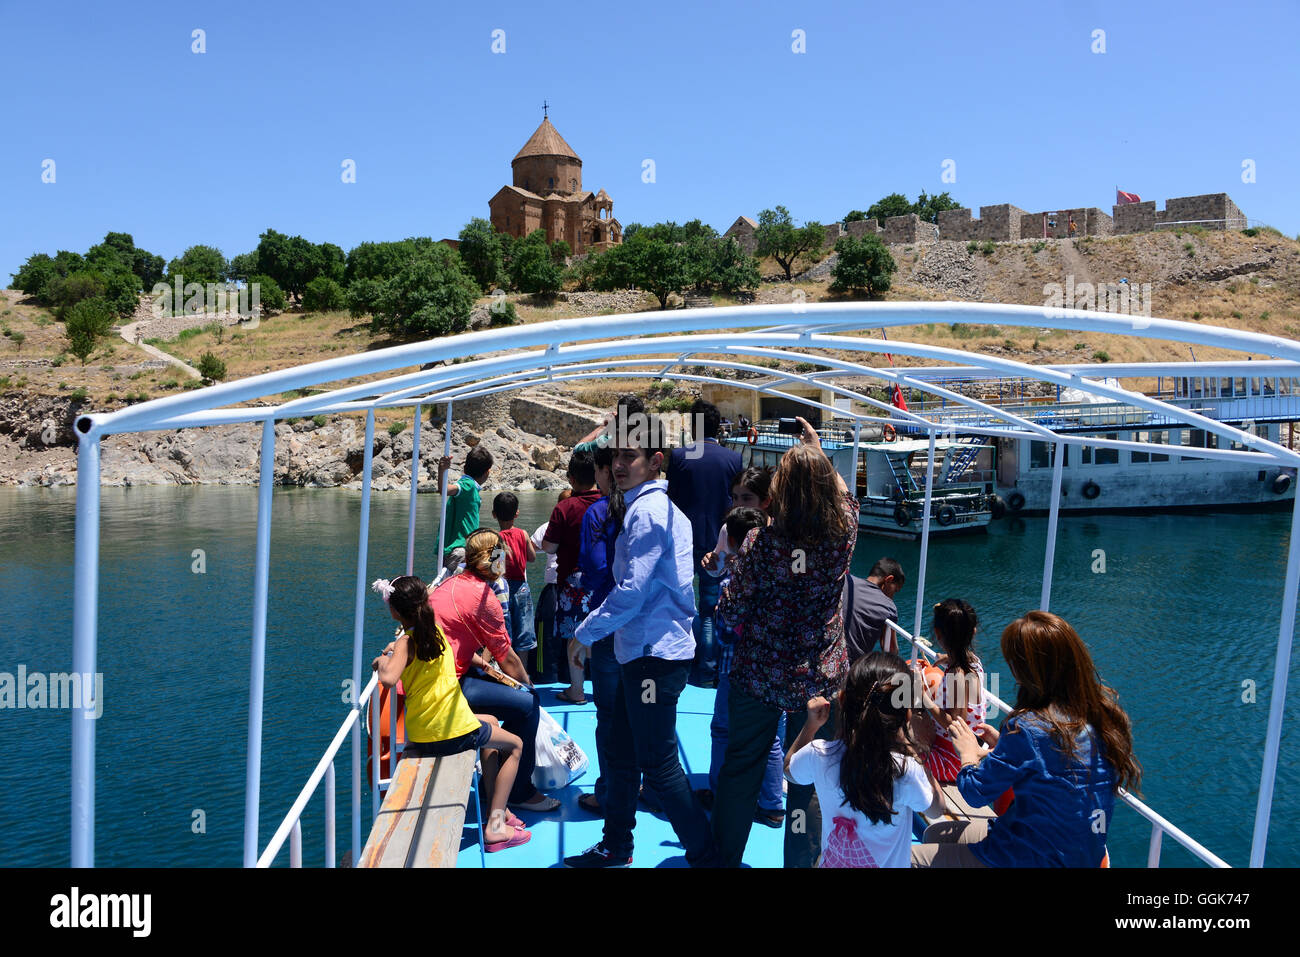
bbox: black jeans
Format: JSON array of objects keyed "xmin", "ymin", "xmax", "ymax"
[
  {"xmin": 602, "ymin": 656, "xmax": 717, "ymax": 866},
  {"xmin": 531, "ymin": 582, "xmax": 558, "ymax": 683},
  {"xmin": 712, "ymin": 686, "xmax": 836, "ymax": 867}
]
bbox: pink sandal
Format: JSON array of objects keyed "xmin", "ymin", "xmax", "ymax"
[{"xmin": 485, "ymin": 825, "xmax": 532, "ymax": 853}]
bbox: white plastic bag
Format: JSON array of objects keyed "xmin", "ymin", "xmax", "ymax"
[{"xmin": 532, "ymin": 707, "xmax": 589, "ymax": 791}]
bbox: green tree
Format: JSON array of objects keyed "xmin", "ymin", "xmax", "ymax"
[
  {"xmin": 913, "ymin": 190, "xmax": 962, "ymax": 224},
  {"xmin": 302, "ymin": 276, "xmax": 347, "ymax": 312},
  {"xmin": 622, "ymin": 223, "xmax": 642, "ymax": 242},
  {"xmin": 48, "ymin": 272, "xmax": 107, "ymax": 312},
  {"xmin": 346, "ymin": 277, "xmax": 384, "ymax": 318},
  {"xmin": 754, "ymin": 206, "xmax": 825, "ymax": 281},
  {"xmin": 167, "ymin": 245, "xmax": 228, "ymax": 286},
  {"xmin": 564, "ymin": 253, "xmax": 601, "ymax": 291},
  {"xmin": 11, "ymin": 254, "xmax": 58, "ymax": 301},
  {"xmin": 249, "ymin": 274, "xmax": 286, "ymax": 314},
  {"xmin": 866, "ymin": 193, "xmax": 913, "ymax": 225},
  {"xmin": 830, "ymin": 234, "xmax": 896, "ymax": 296},
  {"xmin": 710, "ymin": 237, "xmax": 761, "ymax": 295},
  {"xmin": 63, "ymin": 297, "xmax": 116, "ymax": 364},
  {"xmin": 197, "ymin": 351, "xmax": 227, "ymax": 385},
  {"xmin": 628, "ymin": 237, "xmax": 690, "ymax": 309},
  {"xmin": 344, "ymin": 238, "xmax": 427, "ymax": 285},
  {"xmin": 255, "ymin": 229, "xmax": 329, "ymax": 301},
  {"xmin": 227, "ymin": 252, "xmax": 259, "ymax": 282},
  {"xmin": 369, "ymin": 243, "xmax": 479, "ymax": 338},
  {"xmin": 843, "ymin": 210, "xmax": 870, "ymax": 224},
  {"xmin": 133, "ymin": 249, "xmax": 166, "ymax": 289},
  {"xmin": 318, "ymin": 243, "xmax": 346, "ymax": 284},
  {"xmin": 456, "ymin": 219, "xmax": 504, "ymax": 292},
  {"xmin": 550, "ymin": 239, "xmax": 571, "ymax": 265},
  {"xmin": 510, "ymin": 230, "xmax": 562, "ymax": 296}
]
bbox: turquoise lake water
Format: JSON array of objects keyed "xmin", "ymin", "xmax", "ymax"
[{"xmin": 0, "ymin": 486, "xmax": 1296, "ymax": 867}]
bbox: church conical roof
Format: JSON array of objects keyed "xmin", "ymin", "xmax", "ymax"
[{"xmin": 513, "ymin": 117, "xmax": 580, "ymax": 162}]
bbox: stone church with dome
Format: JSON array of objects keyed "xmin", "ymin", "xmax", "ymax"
[{"xmin": 488, "ymin": 116, "xmax": 623, "ymax": 254}]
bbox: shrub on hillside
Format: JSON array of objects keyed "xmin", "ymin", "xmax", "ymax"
[
  {"xmin": 302, "ymin": 276, "xmax": 347, "ymax": 312},
  {"xmin": 829, "ymin": 234, "xmax": 896, "ymax": 296},
  {"xmin": 197, "ymin": 351, "xmax": 227, "ymax": 384},
  {"xmin": 249, "ymin": 274, "xmax": 286, "ymax": 314},
  {"xmin": 369, "ymin": 243, "xmax": 479, "ymax": 338}
]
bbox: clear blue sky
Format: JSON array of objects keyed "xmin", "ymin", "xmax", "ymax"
[{"xmin": 3, "ymin": 0, "xmax": 1297, "ymax": 279}]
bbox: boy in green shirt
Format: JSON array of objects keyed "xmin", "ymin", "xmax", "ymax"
[{"xmin": 437, "ymin": 446, "xmax": 494, "ymax": 572}]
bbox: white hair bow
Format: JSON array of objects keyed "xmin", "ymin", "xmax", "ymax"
[{"xmin": 371, "ymin": 578, "xmax": 395, "ymax": 604}]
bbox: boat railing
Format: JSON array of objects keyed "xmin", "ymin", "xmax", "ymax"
[
  {"xmin": 884, "ymin": 620, "xmax": 1231, "ymax": 869},
  {"xmin": 255, "ymin": 670, "xmax": 380, "ymax": 868}
]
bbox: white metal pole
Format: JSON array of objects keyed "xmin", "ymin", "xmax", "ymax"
[
  {"xmin": 850, "ymin": 421, "xmax": 861, "ymax": 495},
  {"xmin": 350, "ymin": 409, "xmax": 376, "ymax": 861},
  {"xmin": 71, "ymin": 426, "xmax": 101, "ymax": 868},
  {"xmin": 1250, "ymin": 490, "xmax": 1300, "ymax": 866},
  {"xmin": 912, "ymin": 430, "xmax": 937, "ymax": 637},
  {"xmin": 290, "ymin": 819, "xmax": 301, "ymax": 868},
  {"xmin": 1040, "ymin": 440, "xmax": 1066, "ymax": 611},
  {"xmin": 436, "ymin": 402, "xmax": 454, "ymax": 567},
  {"xmin": 406, "ymin": 403, "xmax": 422, "ymax": 577},
  {"xmin": 324, "ymin": 762, "xmax": 335, "ymax": 868},
  {"xmin": 243, "ymin": 419, "xmax": 275, "ymax": 867}
]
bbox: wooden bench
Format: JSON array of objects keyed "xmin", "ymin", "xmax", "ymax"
[{"xmin": 358, "ymin": 750, "xmax": 476, "ymax": 868}]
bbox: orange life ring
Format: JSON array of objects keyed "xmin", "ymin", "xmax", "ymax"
[
  {"xmin": 747, "ymin": 427, "xmax": 758, "ymax": 444},
  {"xmin": 882, "ymin": 424, "xmax": 897, "ymax": 442}
]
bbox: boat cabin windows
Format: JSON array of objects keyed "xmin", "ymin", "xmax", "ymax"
[
  {"xmin": 1131, "ymin": 430, "xmax": 1171, "ymax": 463},
  {"xmin": 1029, "ymin": 441, "xmax": 1067, "ymax": 469},
  {"xmin": 1089, "ymin": 433, "xmax": 1120, "ymax": 466}
]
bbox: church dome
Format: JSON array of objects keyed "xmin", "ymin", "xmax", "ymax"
[{"xmin": 512, "ymin": 118, "xmax": 580, "ymax": 163}]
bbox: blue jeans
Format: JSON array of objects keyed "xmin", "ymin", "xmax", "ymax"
[
  {"xmin": 505, "ymin": 578, "xmax": 536, "ymax": 653},
  {"xmin": 710, "ymin": 666, "xmax": 784, "ymax": 811},
  {"xmin": 690, "ymin": 573, "xmax": 720, "ymax": 686},
  {"xmin": 589, "ymin": 636, "xmax": 620, "ymax": 806},
  {"xmin": 602, "ymin": 656, "xmax": 717, "ymax": 865},
  {"xmin": 459, "ymin": 669, "xmax": 540, "ymax": 803}
]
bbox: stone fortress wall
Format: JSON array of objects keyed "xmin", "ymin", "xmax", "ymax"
[{"xmin": 726, "ymin": 193, "xmax": 1248, "ymax": 252}]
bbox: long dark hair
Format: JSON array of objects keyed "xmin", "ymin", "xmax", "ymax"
[
  {"xmin": 933, "ymin": 598, "xmax": 977, "ymax": 674},
  {"xmin": 1001, "ymin": 611, "xmax": 1141, "ymax": 794},
  {"xmin": 838, "ymin": 651, "xmax": 917, "ymax": 825},
  {"xmin": 387, "ymin": 576, "xmax": 444, "ymax": 661}
]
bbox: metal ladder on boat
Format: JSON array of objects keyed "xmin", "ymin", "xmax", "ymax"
[
  {"xmin": 943, "ymin": 438, "xmax": 983, "ymax": 484},
  {"xmin": 883, "ymin": 453, "xmax": 918, "ymax": 500}
]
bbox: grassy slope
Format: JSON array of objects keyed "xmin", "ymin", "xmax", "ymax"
[{"xmin": 3, "ymin": 228, "xmax": 1298, "ymax": 420}]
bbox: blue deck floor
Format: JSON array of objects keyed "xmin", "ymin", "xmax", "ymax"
[{"xmin": 454, "ymin": 680, "xmax": 784, "ymax": 868}]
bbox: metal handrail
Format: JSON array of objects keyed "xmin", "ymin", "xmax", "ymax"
[
  {"xmin": 256, "ymin": 671, "xmax": 380, "ymax": 868},
  {"xmin": 885, "ymin": 620, "xmax": 1231, "ymax": 868}
]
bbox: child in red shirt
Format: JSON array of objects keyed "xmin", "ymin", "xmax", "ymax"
[{"xmin": 493, "ymin": 492, "xmax": 537, "ymax": 657}]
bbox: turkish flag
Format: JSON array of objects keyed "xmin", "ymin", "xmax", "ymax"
[
  {"xmin": 892, "ymin": 383, "xmax": 909, "ymax": 412},
  {"xmin": 1116, "ymin": 189, "xmax": 1141, "ymax": 205}
]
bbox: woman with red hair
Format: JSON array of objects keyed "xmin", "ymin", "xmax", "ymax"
[{"xmin": 911, "ymin": 610, "xmax": 1141, "ymax": 867}]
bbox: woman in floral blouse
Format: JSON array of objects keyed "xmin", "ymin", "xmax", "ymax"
[{"xmin": 711, "ymin": 417, "xmax": 859, "ymax": 867}]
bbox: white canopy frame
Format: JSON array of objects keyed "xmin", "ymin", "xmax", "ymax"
[{"xmin": 66, "ymin": 302, "xmax": 1299, "ymax": 869}]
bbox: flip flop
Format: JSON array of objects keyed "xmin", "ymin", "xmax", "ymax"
[
  {"xmin": 578, "ymin": 793, "xmax": 602, "ymax": 814},
  {"xmin": 485, "ymin": 826, "xmax": 531, "ymax": 853},
  {"xmin": 509, "ymin": 794, "xmax": 561, "ymax": 813},
  {"xmin": 505, "ymin": 812, "xmax": 525, "ymax": 828},
  {"xmin": 555, "ymin": 689, "xmax": 588, "ymax": 705}
]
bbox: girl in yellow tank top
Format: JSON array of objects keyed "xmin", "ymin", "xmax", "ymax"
[{"xmin": 371, "ymin": 575, "xmax": 531, "ymax": 852}]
